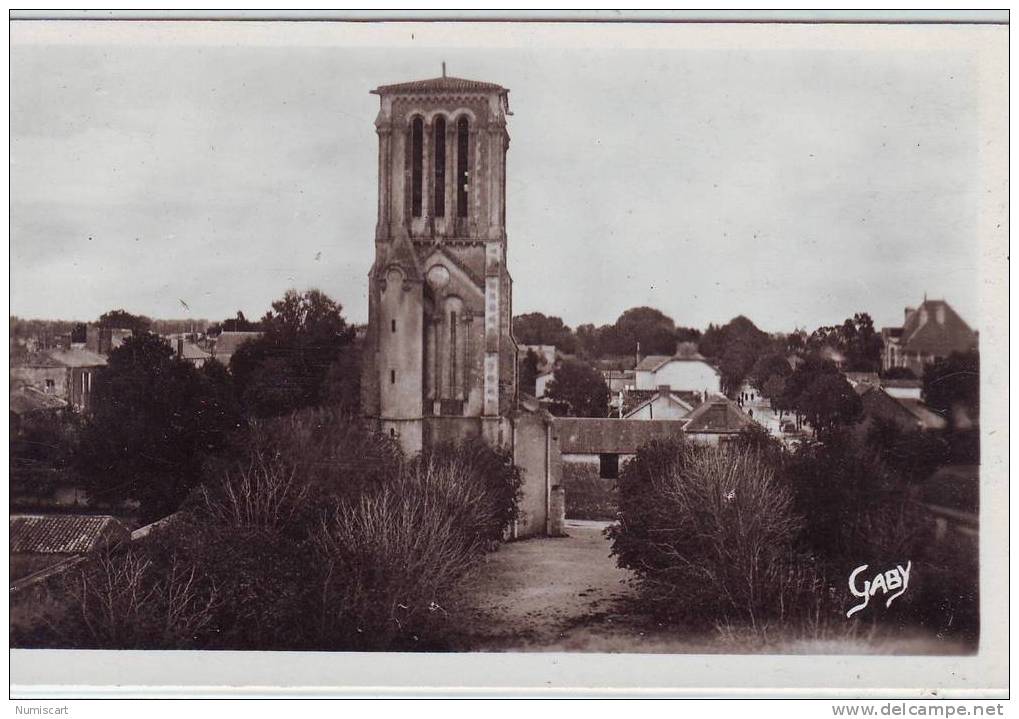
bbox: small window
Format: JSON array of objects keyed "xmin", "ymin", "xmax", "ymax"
[
  {"xmin": 45, "ymin": 378, "xmax": 55, "ymax": 393},
  {"xmin": 390, "ymin": 369, "xmax": 396, "ymax": 384},
  {"xmin": 599, "ymin": 453, "xmax": 620, "ymax": 480},
  {"xmin": 390, "ymin": 428, "xmax": 397, "ymax": 438},
  {"xmin": 391, "ymin": 319, "xmax": 396, "ymax": 333}
]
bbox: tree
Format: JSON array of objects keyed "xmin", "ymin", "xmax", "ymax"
[
  {"xmin": 544, "ymin": 359, "xmax": 609, "ymax": 417},
  {"xmin": 512, "ymin": 313, "xmax": 577, "ymax": 354},
  {"xmin": 76, "ymin": 333, "xmax": 242, "ymax": 519},
  {"xmin": 518, "ymin": 348, "xmax": 541, "ymax": 397},
  {"xmin": 807, "ymin": 313, "xmax": 883, "ymax": 372},
  {"xmin": 923, "ymin": 350, "xmax": 979, "ymax": 428},
  {"xmin": 604, "ymin": 306, "xmax": 677, "ymax": 356},
  {"xmin": 98, "ymin": 309, "xmax": 152, "ymax": 335},
  {"xmin": 698, "ymin": 315, "xmax": 776, "ymax": 395},
  {"xmin": 749, "ymin": 351, "xmax": 793, "ymax": 393},
  {"xmin": 232, "ymin": 289, "xmax": 356, "ymax": 418},
  {"xmin": 795, "ymin": 372, "xmax": 862, "ymax": 438}
]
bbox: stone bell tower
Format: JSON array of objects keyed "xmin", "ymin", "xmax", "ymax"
[{"xmin": 362, "ymin": 70, "xmax": 517, "ymax": 454}]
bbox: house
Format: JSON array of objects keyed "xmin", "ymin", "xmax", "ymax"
[
  {"xmin": 10, "ymin": 384, "xmax": 68, "ymax": 435},
  {"xmin": 85, "ymin": 326, "xmax": 133, "ymax": 355},
  {"xmin": 633, "ymin": 343, "xmax": 721, "ymax": 394},
  {"xmin": 856, "ymin": 384, "xmax": 946, "ymax": 433},
  {"xmin": 211, "ymin": 330, "xmax": 263, "ymax": 368},
  {"xmin": 10, "ymin": 514, "xmax": 131, "ymax": 581},
  {"xmin": 621, "ymin": 385, "xmax": 697, "ymax": 420},
  {"xmin": 682, "ymin": 396, "xmax": 760, "ymax": 444},
  {"xmin": 175, "ymin": 337, "xmax": 211, "ymax": 369},
  {"xmin": 10, "ymin": 348, "xmax": 107, "ymax": 413},
  {"xmin": 881, "ymin": 298, "xmax": 978, "ymax": 376}
]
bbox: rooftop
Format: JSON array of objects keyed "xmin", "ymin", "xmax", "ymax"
[
  {"xmin": 683, "ymin": 397, "xmax": 757, "ymax": 434},
  {"xmin": 372, "ymin": 75, "xmax": 508, "ymax": 96},
  {"xmin": 554, "ymin": 417, "xmax": 687, "ymax": 454},
  {"xmin": 10, "ymin": 514, "xmax": 130, "ymax": 555},
  {"xmin": 899, "ymin": 299, "xmax": 977, "ymax": 356}
]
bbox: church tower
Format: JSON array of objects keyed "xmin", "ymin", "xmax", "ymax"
[{"xmin": 362, "ymin": 71, "xmax": 517, "ymax": 453}]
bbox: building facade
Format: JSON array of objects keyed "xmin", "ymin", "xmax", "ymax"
[
  {"xmin": 361, "ymin": 73, "xmax": 517, "ymax": 453},
  {"xmin": 881, "ymin": 299, "xmax": 978, "ymax": 376}
]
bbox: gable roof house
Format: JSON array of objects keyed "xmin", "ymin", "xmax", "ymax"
[
  {"xmin": 211, "ymin": 331, "xmax": 263, "ymax": 368},
  {"xmin": 881, "ymin": 299, "xmax": 977, "ymax": 377},
  {"xmin": 11, "ymin": 348, "xmax": 106, "ymax": 413},
  {"xmin": 10, "ymin": 514, "xmax": 131, "ymax": 582},
  {"xmin": 621, "ymin": 385, "xmax": 698, "ymax": 420},
  {"xmin": 682, "ymin": 397, "xmax": 759, "ymax": 444},
  {"xmin": 856, "ymin": 384, "xmax": 947, "ymax": 433},
  {"xmin": 634, "ymin": 344, "xmax": 722, "ymax": 394}
]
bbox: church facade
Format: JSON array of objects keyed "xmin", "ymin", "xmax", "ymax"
[{"xmin": 361, "ymin": 72, "xmax": 562, "ymax": 537}]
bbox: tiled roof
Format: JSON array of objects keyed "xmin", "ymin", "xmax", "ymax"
[
  {"xmin": 14, "ymin": 351, "xmax": 64, "ymax": 369},
  {"xmin": 622, "ymin": 391, "xmax": 694, "ymax": 419},
  {"xmin": 46, "ymin": 348, "xmax": 107, "ymax": 368},
  {"xmin": 620, "ymin": 388, "xmax": 706, "ymax": 416},
  {"xmin": 900, "ymin": 300, "xmax": 977, "ymax": 356},
  {"xmin": 683, "ymin": 398, "xmax": 757, "ymax": 434},
  {"xmin": 10, "ymin": 514, "xmax": 130, "ymax": 554},
  {"xmin": 635, "ymin": 355, "xmax": 672, "ymax": 372},
  {"xmin": 212, "ymin": 331, "xmax": 263, "ymax": 362},
  {"xmin": 373, "ymin": 75, "xmax": 507, "ymax": 96},
  {"xmin": 555, "ymin": 418, "xmax": 687, "ymax": 454},
  {"xmin": 635, "ymin": 351, "xmax": 712, "ymax": 373}
]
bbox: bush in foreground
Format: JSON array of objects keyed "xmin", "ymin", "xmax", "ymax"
[
  {"xmin": 14, "ymin": 411, "xmax": 521, "ymax": 651},
  {"xmin": 609, "ymin": 438, "xmax": 811, "ymax": 627}
]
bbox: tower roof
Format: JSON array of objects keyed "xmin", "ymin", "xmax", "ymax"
[{"xmin": 372, "ymin": 75, "xmax": 508, "ymax": 96}]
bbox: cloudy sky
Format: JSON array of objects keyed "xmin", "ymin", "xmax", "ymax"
[{"xmin": 10, "ymin": 21, "xmax": 1006, "ymax": 333}]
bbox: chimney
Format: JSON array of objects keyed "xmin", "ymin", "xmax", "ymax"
[
  {"xmin": 635, "ymin": 341, "xmax": 641, "ymax": 368},
  {"xmin": 658, "ymin": 384, "xmax": 671, "ymax": 397},
  {"xmin": 904, "ymin": 307, "xmax": 915, "ymax": 323},
  {"xmin": 177, "ymin": 337, "xmax": 184, "ymax": 357}
]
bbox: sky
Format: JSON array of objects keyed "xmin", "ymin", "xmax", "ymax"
[{"xmin": 9, "ymin": 21, "xmax": 1006, "ymax": 333}]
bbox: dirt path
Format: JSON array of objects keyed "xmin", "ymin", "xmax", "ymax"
[
  {"xmin": 450, "ymin": 520, "xmax": 973, "ymax": 655},
  {"xmin": 451, "ymin": 520, "xmax": 713, "ymax": 652}
]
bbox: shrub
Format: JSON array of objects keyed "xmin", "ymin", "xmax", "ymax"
[
  {"xmin": 197, "ymin": 449, "xmax": 310, "ymax": 538},
  {"xmin": 414, "ymin": 439, "xmax": 523, "ymax": 543},
  {"xmin": 787, "ymin": 432, "xmax": 924, "ymax": 575},
  {"xmin": 313, "ymin": 483, "xmax": 482, "ymax": 649},
  {"xmin": 251, "ymin": 406, "xmax": 404, "ymax": 503},
  {"xmin": 45, "ymin": 545, "xmax": 220, "ymax": 649},
  {"xmin": 610, "ymin": 438, "xmax": 807, "ymax": 626}
]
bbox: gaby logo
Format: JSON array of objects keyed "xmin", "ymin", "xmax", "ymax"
[{"xmin": 846, "ymin": 561, "xmax": 912, "ymax": 618}]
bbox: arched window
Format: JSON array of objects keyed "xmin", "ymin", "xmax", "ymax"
[
  {"xmin": 410, "ymin": 116, "xmax": 423, "ymax": 218},
  {"xmin": 433, "ymin": 116, "xmax": 446, "ymax": 217},
  {"xmin": 456, "ymin": 116, "xmax": 469, "ymax": 218}
]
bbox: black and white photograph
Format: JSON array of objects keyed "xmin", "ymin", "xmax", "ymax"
[{"xmin": 8, "ymin": 11, "xmax": 1009, "ymax": 699}]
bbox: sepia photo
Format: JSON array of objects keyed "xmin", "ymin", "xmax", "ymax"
[{"xmin": 8, "ymin": 12, "xmax": 1008, "ymax": 697}]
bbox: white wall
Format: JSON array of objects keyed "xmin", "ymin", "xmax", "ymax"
[{"xmin": 635, "ymin": 360, "xmax": 721, "ymax": 393}]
